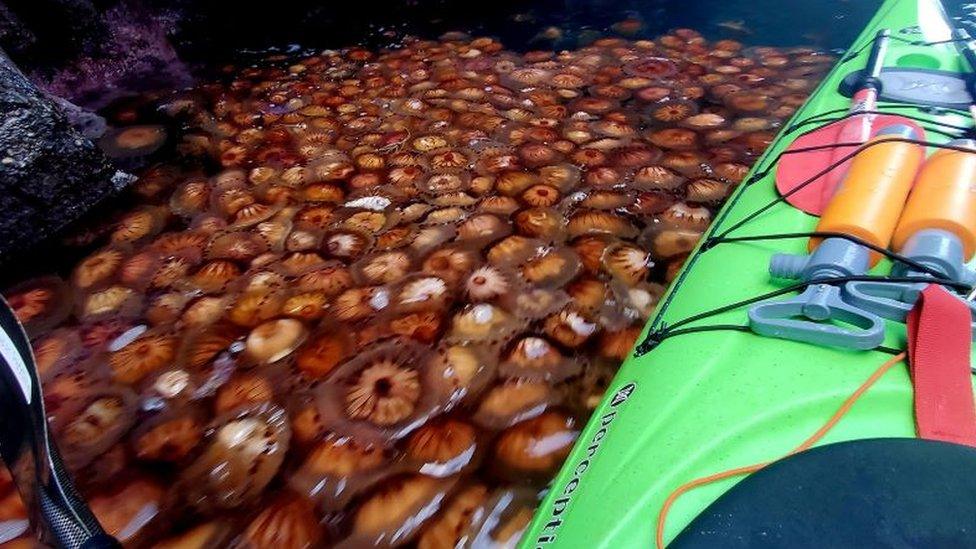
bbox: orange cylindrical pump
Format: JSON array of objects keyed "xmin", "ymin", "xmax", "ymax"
[
  {"xmin": 892, "ymin": 139, "xmax": 976, "ymax": 259},
  {"xmin": 810, "ymin": 124, "xmax": 924, "ymax": 264}
]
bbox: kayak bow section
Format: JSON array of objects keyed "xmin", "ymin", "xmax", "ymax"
[{"xmin": 522, "ymin": 0, "xmax": 976, "ymax": 547}]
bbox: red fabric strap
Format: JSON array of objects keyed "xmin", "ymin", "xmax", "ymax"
[{"xmin": 906, "ymin": 284, "xmax": 976, "ymax": 447}]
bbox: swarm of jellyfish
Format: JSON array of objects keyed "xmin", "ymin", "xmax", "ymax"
[{"xmin": 1, "ymin": 28, "xmax": 832, "ymax": 548}]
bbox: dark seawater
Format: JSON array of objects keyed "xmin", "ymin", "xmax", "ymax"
[
  {"xmin": 168, "ymin": 0, "xmax": 885, "ymax": 63},
  {"xmin": 159, "ymin": 0, "xmax": 976, "ymax": 69}
]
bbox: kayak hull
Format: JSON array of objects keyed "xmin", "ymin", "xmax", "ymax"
[{"xmin": 523, "ymin": 0, "xmax": 976, "ymax": 546}]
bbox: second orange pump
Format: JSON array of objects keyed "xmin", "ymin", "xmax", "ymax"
[{"xmin": 811, "ymin": 124, "xmax": 925, "ymax": 264}]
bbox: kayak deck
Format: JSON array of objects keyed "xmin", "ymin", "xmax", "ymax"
[{"xmin": 523, "ymin": 0, "xmax": 976, "ymax": 546}]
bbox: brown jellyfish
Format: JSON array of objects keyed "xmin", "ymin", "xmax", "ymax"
[
  {"xmin": 431, "ymin": 191, "xmax": 478, "ymax": 208},
  {"xmin": 171, "ymin": 179, "xmax": 211, "ymax": 217},
  {"xmin": 570, "ymin": 235, "xmax": 614, "ymax": 275},
  {"xmin": 412, "ymin": 134, "xmax": 450, "ymax": 152},
  {"xmin": 682, "ymin": 112, "xmax": 728, "ymax": 131},
  {"xmin": 500, "ymin": 336, "xmax": 579, "ymax": 382},
  {"xmin": 206, "ymin": 231, "xmax": 269, "ymax": 262},
  {"xmin": 517, "ymin": 184, "xmax": 559, "ymax": 208},
  {"xmin": 447, "ymin": 303, "xmax": 521, "ymax": 346},
  {"xmin": 580, "ymin": 190, "xmax": 634, "ymax": 210},
  {"xmin": 72, "ymin": 248, "xmax": 124, "ymax": 291},
  {"xmin": 425, "ymin": 342, "xmax": 498, "ymax": 408},
  {"xmin": 180, "ymin": 295, "xmax": 228, "ymax": 328},
  {"xmin": 603, "ymin": 242, "xmax": 652, "ymax": 285},
  {"xmin": 495, "ymin": 171, "xmax": 538, "ymax": 196},
  {"xmin": 179, "ymin": 323, "xmax": 244, "ymax": 370},
  {"xmin": 643, "ymin": 226, "xmax": 705, "ymax": 259},
  {"xmin": 188, "ymin": 260, "xmax": 241, "ymax": 293},
  {"xmin": 659, "ymin": 202, "xmax": 713, "ymax": 231},
  {"xmin": 405, "ymin": 418, "xmax": 480, "ymax": 477},
  {"xmin": 230, "ymin": 202, "xmax": 282, "ymax": 230},
  {"xmin": 114, "ymin": 251, "xmax": 160, "ymax": 290},
  {"xmin": 569, "ymin": 147, "xmax": 608, "ymax": 168},
  {"xmin": 623, "ymin": 56, "xmax": 678, "ymax": 78},
  {"xmin": 244, "ymin": 318, "xmax": 308, "ymax": 364},
  {"xmin": 375, "ymin": 224, "xmax": 417, "ymax": 250},
  {"xmin": 430, "ymin": 149, "xmax": 470, "ymax": 171},
  {"xmin": 226, "ymin": 289, "xmax": 286, "ymax": 327},
  {"xmin": 334, "ymin": 286, "xmax": 391, "ymax": 322},
  {"xmin": 296, "ymin": 262, "xmax": 354, "ymax": 296},
  {"xmin": 99, "ymin": 125, "xmax": 167, "ymax": 159},
  {"xmin": 280, "ymin": 291, "xmax": 327, "ymax": 322},
  {"xmin": 294, "ymin": 204, "xmax": 336, "ymax": 230},
  {"xmin": 491, "ymin": 411, "xmax": 579, "ymax": 482},
  {"xmin": 416, "ymin": 484, "xmax": 490, "ymax": 549},
  {"xmin": 153, "ymin": 232, "xmax": 210, "ymax": 264},
  {"xmin": 342, "ymin": 474, "xmax": 458, "ymax": 548},
  {"xmin": 567, "ymin": 209, "xmax": 638, "ymax": 239},
  {"xmin": 687, "ymin": 178, "xmax": 732, "ymax": 203},
  {"xmin": 410, "ymin": 225, "xmax": 457, "ymax": 256},
  {"xmin": 132, "ymin": 408, "xmax": 204, "ymax": 462},
  {"xmin": 290, "ymin": 433, "xmax": 397, "ymax": 512},
  {"xmin": 704, "ymin": 128, "xmax": 744, "ymax": 145},
  {"xmin": 4, "ymin": 276, "xmax": 72, "ymax": 336},
  {"xmin": 32, "ymin": 328, "xmax": 83, "ymax": 380},
  {"xmin": 239, "ymin": 493, "xmax": 324, "ymax": 549},
  {"xmin": 662, "ymin": 150, "xmax": 710, "ymax": 177},
  {"xmin": 322, "ymin": 228, "xmax": 375, "ymax": 260},
  {"xmin": 725, "ymin": 90, "xmax": 778, "ymax": 113},
  {"xmin": 514, "ymin": 207, "xmax": 566, "ymax": 242},
  {"xmin": 584, "ymin": 166, "xmax": 624, "ymax": 188},
  {"xmin": 313, "ymin": 339, "xmax": 441, "ymax": 442},
  {"xmin": 544, "ymin": 307, "xmax": 599, "ymax": 348},
  {"xmin": 647, "ymin": 127, "xmax": 699, "ymax": 150},
  {"xmin": 108, "ymin": 330, "xmax": 178, "ymax": 385},
  {"xmin": 463, "ymin": 487, "xmax": 540, "ymax": 548},
  {"xmin": 628, "ymin": 156, "xmax": 686, "ymax": 186},
  {"xmin": 88, "ymin": 476, "xmax": 167, "ymax": 546},
  {"xmin": 714, "ymin": 162, "xmax": 751, "ymax": 184},
  {"xmin": 599, "ymin": 326, "xmax": 644, "ymax": 361},
  {"xmin": 421, "ymin": 246, "xmax": 479, "ymax": 287},
  {"xmin": 55, "ymin": 387, "xmax": 138, "ymax": 470},
  {"xmin": 473, "ymin": 379, "xmax": 561, "ymax": 430},
  {"xmin": 648, "ymin": 99, "xmax": 698, "ymax": 123},
  {"xmin": 179, "ymin": 403, "xmax": 290, "ymax": 510},
  {"xmin": 296, "ymin": 328, "xmax": 354, "ymax": 379},
  {"xmin": 352, "ymin": 250, "xmax": 415, "ymax": 285},
  {"xmin": 521, "ymin": 246, "xmax": 582, "ymax": 289},
  {"xmin": 464, "ymin": 265, "xmax": 518, "ymax": 304},
  {"xmin": 517, "ymin": 142, "xmax": 561, "ymax": 168},
  {"xmin": 453, "ymin": 213, "xmax": 510, "ymax": 247},
  {"xmin": 537, "ymin": 164, "xmax": 580, "ymax": 193}
]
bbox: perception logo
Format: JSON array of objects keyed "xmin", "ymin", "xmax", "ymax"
[{"xmin": 534, "ymin": 381, "xmax": 637, "ymax": 547}]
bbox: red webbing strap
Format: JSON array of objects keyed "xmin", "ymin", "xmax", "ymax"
[{"xmin": 906, "ymin": 284, "xmax": 976, "ymax": 447}]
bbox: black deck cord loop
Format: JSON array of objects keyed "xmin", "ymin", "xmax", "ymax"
[
  {"xmin": 700, "ymin": 231, "xmax": 946, "ymax": 278},
  {"xmin": 841, "ymin": 34, "xmax": 969, "ymax": 62},
  {"xmin": 786, "ymin": 108, "xmax": 971, "ymax": 135},
  {"xmin": 720, "ymin": 137, "xmax": 976, "ymax": 240},
  {"xmin": 635, "ymin": 274, "xmax": 970, "ymax": 356},
  {"xmin": 636, "ymin": 323, "xmax": 904, "ymax": 356},
  {"xmin": 748, "ymin": 118, "xmax": 971, "ymax": 192}
]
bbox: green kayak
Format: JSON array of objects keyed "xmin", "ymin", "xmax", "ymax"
[{"xmin": 522, "ymin": 0, "xmax": 976, "ymax": 546}]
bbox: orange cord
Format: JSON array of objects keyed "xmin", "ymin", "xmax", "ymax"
[{"xmin": 654, "ymin": 351, "xmax": 906, "ymax": 549}]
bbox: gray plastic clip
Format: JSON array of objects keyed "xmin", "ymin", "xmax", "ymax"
[
  {"xmin": 844, "ymin": 228, "xmax": 976, "ymax": 338},
  {"xmin": 749, "ymin": 237, "xmax": 886, "ymax": 350}
]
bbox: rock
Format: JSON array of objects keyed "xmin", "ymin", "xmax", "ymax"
[{"xmin": 0, "ymin": 49, "xmax": 133, "ymax": 265}]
